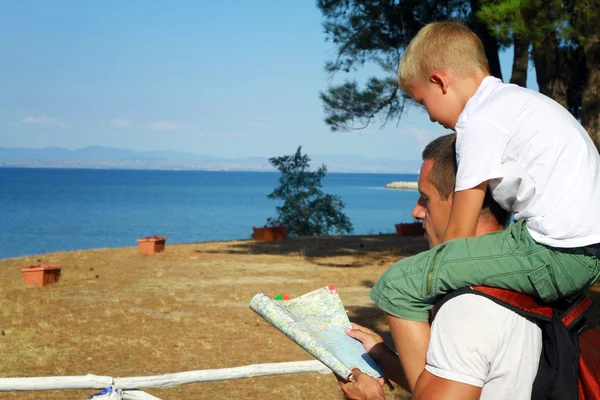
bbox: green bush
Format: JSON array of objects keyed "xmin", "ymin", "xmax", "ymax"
[{"xmin": 267, "ymin": 146, "xmax": 353, "ymax": 237}]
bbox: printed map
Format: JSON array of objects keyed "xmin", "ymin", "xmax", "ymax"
[{"xmin": 249, "ymin": 285, "xmax": 383, "ymax": 380}]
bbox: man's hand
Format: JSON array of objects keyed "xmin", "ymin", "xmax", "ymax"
[
  {"xmin": 338, "ymin": 368, "xmax": 386, "ymax": 400},
  {"xmin": 345, "ymin": 323, "xmax": 385, "ymax": 353},
  {"xmin": 346, "ymin": 322, "xmax": 409, "ymax": 391}
]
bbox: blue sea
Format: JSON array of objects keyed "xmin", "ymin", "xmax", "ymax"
[{"xmin": 0, "ymin": 168, "xmax": 419, "ymax": 260}]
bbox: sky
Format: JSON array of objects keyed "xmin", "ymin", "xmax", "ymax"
[{"xmin": 0, "ymin": 1, "xmax": 539, "ymax": 161}]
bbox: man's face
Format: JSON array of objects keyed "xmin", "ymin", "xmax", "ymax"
[
  {"xmin": 406, "ymin": 79, "xmax": 461, "ymax": 131},
  {"xmin": 412, "ymin": 159, "xmax": 453, "ymax": 248}
]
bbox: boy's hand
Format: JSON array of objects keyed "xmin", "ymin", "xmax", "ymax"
[
  {"xmin": 442, "ymin": 181, "xmax": 487, "ymax": 242},
  {"xmin": 339, "ymin": 368, "xmax": 386, "ymax": 400}
]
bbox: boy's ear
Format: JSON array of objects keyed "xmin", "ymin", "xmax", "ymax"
[{"xmin": 429, "ymin": 71, "xmax": 449, "ymax": 94}]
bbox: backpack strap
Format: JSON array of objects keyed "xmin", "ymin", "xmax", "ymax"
[
  {"xmin": 560, "ymin": 295, "xmax": 593, "ymax": 330},
  {"xmin": 433, "ymin": 286, "xmax": 593, "ymax": 329},
  {"xmin": 431, "ymin": 285, "xmax": 554, "ymax": 322},
  {"xmin": 471, "ymin": 286, "xmax": 554, "ymax": 320}
]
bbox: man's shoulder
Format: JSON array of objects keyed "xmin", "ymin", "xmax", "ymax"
[
  {"xmin": 431, "ymin": 294, "xmax": 507, "ymax": 356},
  {"xmin": 433, "ymin": 293, "xmax": 540, "ymax": 340},
  {"xmin": 427, "ymin": 292, "xmax": 543, "ymax": 394},
  {"xmin": 435, "ymin": 293, "xmax": 512, "ymax": 326},
  {"xmin": 427, "ymin": 293, "xmax": 542, "ymax": 387},
  {"xmin": 426, "ymin": 294, "xmax": 516, "ymax": 389}
]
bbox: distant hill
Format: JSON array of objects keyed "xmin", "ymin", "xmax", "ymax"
[{"xmin": 0, "ymin": 146, "xmax": 421, "ymax": 173}]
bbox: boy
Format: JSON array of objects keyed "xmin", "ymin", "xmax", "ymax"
[{"xmin": 370, "ymin": 22, "xmax": 600, "ymax": 391}]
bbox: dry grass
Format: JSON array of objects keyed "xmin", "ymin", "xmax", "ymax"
[{"xmin": 0, "ymin": 235, "xmax": 598, "ymax": 400}]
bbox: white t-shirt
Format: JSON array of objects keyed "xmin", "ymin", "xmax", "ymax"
[
  {"xmin": 455, "ymin": 76, "xmax": 600, "ymax": 247},
  {"xmin": 426, "ymin": 294, "xmax": 542, "ymax": 400}
]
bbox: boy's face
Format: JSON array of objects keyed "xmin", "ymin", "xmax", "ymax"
[{"xmin": 406, "ymin": 77, "xmax": 461, "ymax": 130}]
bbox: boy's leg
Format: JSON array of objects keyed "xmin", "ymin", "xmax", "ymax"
[{"xmin": 370, "ymin": 219, "xmax": 600, "ymax": 322}]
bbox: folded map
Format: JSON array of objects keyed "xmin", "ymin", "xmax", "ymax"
[{"xmin": 249, "ymin": 284, "xmax": 383, "ymax": 381}]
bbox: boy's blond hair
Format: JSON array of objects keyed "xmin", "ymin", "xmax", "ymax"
[{"xmin": 398, "ymin": 22, "xmax": 489, "ymax": 92}]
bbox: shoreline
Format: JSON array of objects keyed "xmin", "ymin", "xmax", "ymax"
[
  {"xmin": 0, "ymin": 164, "xmax": 421, "ymax": 175},
  {"xmin": 0, "ymin": 233, "xmax": 405, "ymax": 262}
]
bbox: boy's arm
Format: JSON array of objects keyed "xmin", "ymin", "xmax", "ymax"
[{"xmin": 441, "ymin": 181, "xmax": 488, "ymax": 242}]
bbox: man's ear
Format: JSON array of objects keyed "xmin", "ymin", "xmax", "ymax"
[{"xmin": 429, "ymin": 71, "xmax": 450, "ymax": 94}]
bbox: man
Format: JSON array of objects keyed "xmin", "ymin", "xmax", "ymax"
[{"xmin": 339, "ymin": 134, "xmax": 542, "ymax": 400}]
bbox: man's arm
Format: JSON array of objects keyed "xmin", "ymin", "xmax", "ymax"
[
  {"xmin": 413, "ymin": 370, "xmax": 482, "ymax": 400},
  {"xmin": 337, "ymin": 367, "xmax": 483, "ymax": 400},
  {"xmin": 441, "ymin": 181, "xmax": 487, "ymax": 242},
  {"xmin": 386, "ymin": 315, "xmax": 430, "ymax": 392}
]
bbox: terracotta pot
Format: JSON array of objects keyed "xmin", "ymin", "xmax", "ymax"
[
  {"xmin": 253, "ymin": 226, "xmax": 287, "ymax": 241},
  {"xmin": 395, "ymin": 222, "xmax": 425, "ymax": 237},
  {"xmin": 271, "ymin": 225, "xmax": 288, "ymax": 240},
  {"xmin": 21, "ymin": 265, "xmax": 61, "ymax": 287},
  {"xmin": 137, "ymin": 237, "xmax": 167, "ymax": 255}
]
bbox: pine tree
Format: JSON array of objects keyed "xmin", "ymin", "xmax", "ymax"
[{"xmin": 267, "ymin": 147, "xmax": 353, "ymax": 237}]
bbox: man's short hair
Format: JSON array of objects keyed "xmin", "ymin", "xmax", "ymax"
[
  {"xmin": 422, "ymin": 134, "xmax": 457, "ymax": 200},
  {"xmin": 422, "ymin": 133, "xmax": 511, "ymax": 226},
  {"xmin": 398, "ymin": 22, "xmax": 489, "ymax": 92}
]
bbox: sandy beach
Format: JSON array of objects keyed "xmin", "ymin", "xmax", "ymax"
[{"xmin": 1, "ymin": 235, "xmax": 598, "ymax": 400}]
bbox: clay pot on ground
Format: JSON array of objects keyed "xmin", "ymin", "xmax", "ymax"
[
  {"xmin": 252, "ymin": 225, "xmax": 288, "ymax": 241},
  {"xmin": 137, "ymin": 236, "xmax": 167, "ymax": 255},
  {"xmin": 395, "ymin": 222, "xmax": 425, "ymax": 237},
  {"xmin": 21, "ymin": 265, "xmax": 62, "ymax": 287}
]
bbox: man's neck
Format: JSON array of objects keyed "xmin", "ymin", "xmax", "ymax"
[{"xmin": 475, "ymin": 215, "xmax": 504, "ymax": 236}]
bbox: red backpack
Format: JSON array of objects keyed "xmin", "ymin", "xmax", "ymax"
[{"xmin": 432, "ymin": 286, "xmax": 600, "ymax": 399}]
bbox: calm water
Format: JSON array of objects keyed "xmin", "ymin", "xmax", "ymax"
[{"xmin": 0, "ymin": 168, "xmax": 419, "ymax": 260}]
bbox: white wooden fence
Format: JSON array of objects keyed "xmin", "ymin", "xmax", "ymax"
[{"xmin": 0, "ymin": 360, "xmax": 332, "ymax": 399}]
